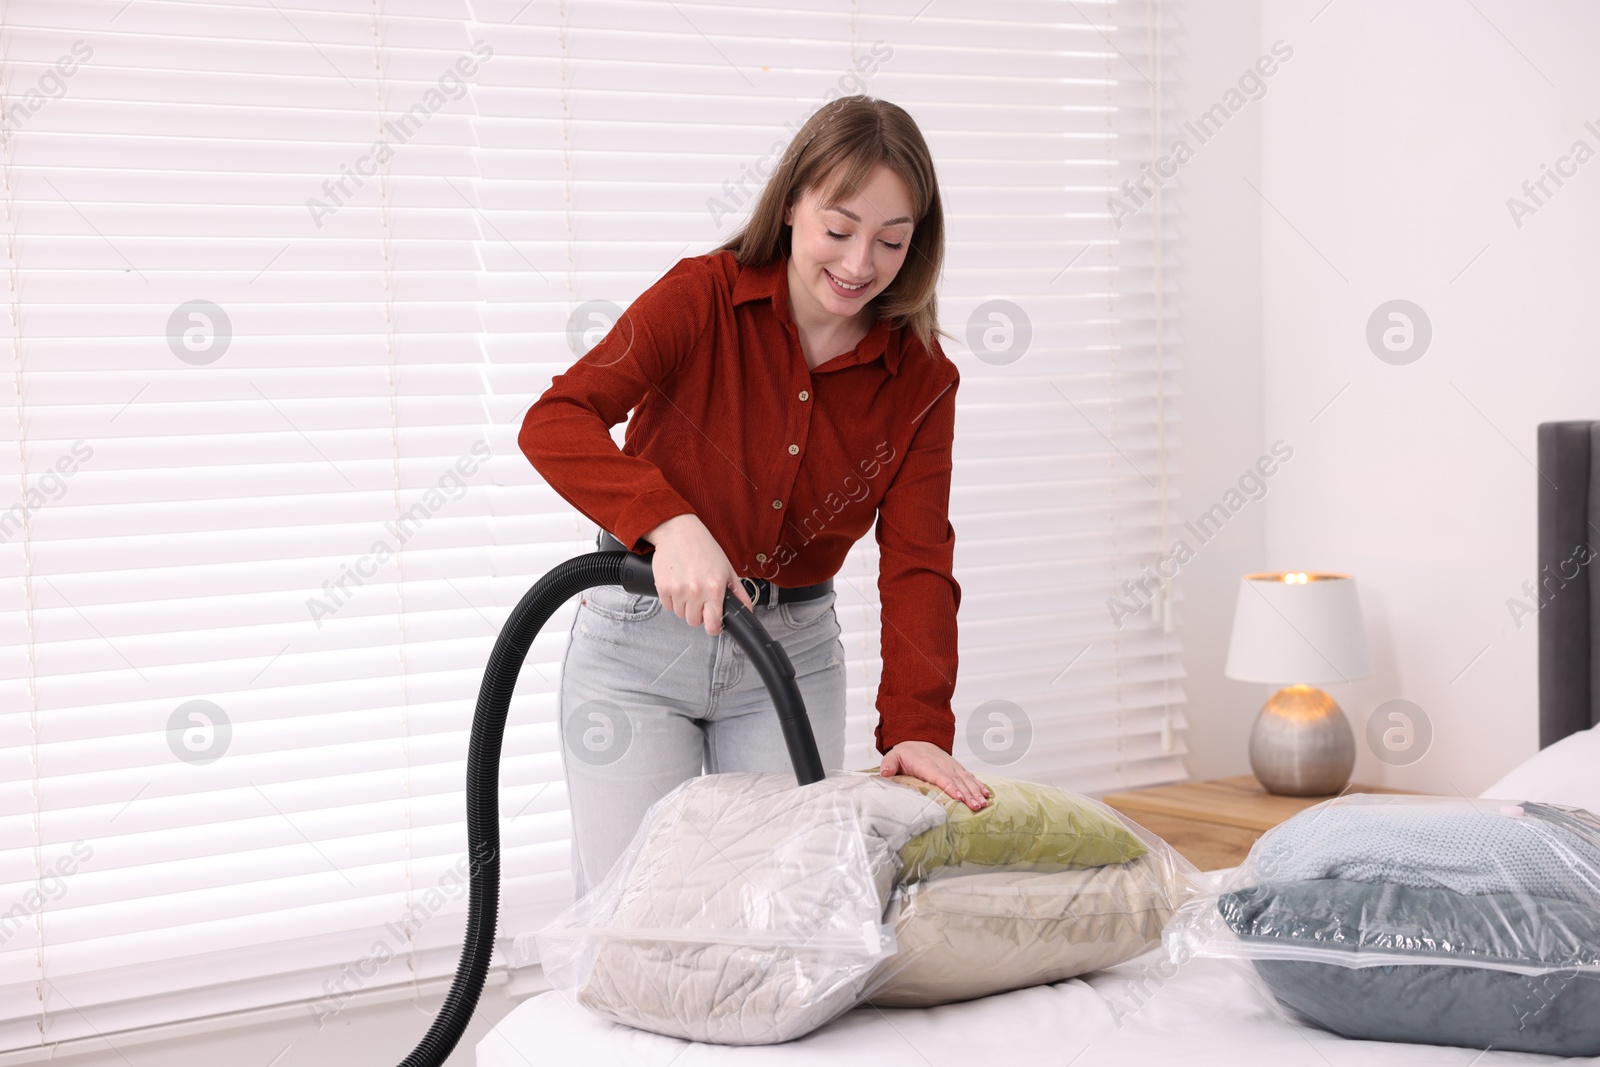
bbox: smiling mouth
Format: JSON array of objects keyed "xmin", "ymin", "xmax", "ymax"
[{"xmin": 825, "ymin": 268, "xmax": 869, "ymax": 291}]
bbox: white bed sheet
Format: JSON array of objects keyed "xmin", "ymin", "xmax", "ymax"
[{"xmin": 478, "ymin": 951, "xmax": 1572, "ymax": 1067}]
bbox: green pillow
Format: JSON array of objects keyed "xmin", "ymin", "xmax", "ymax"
[{"xmin": 874, "ymin": 771, "xmax": 1148, "ymax": 882}]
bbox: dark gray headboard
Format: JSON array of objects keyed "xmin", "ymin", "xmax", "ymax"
[{"xmin": 1538, "ymin": 421, "xmax": 1600, "ymax": 747}]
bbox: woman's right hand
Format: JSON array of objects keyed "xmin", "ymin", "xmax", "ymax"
[{"xmin": 641, "ymin": 514, "xmax": 756, "ymax": 636}]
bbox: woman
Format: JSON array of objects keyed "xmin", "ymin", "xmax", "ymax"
[{"xmin": 519, "ymin": 96, "xmax": 990, "ymax": 898}]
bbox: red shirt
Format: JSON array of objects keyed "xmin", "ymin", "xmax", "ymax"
[{"xmin": 518, "ymin": 249, "xmax": 961, "ymax": 756}]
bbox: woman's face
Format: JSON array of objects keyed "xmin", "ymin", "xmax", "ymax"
[{"xmin": 783, "ymin": 162, "xmax": 915, "ymax": 325}]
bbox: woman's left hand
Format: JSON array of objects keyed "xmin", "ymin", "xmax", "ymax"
[{"xmin": 879, "ymin": 740, "xmax": 993, "ymax": 811}]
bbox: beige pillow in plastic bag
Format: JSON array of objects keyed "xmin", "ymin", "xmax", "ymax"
[
  {"xmin": 533, "ymin": 770, "xmax": 949, "ymax": 1045},
  {"xmin": 866, "ymin": 850, "xmax": 1200, "ymax": 1007}
]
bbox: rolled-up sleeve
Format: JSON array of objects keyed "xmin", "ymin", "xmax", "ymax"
[
  {"xmin": 873, "ymin": 368, "xmax": 962, "ymax": 756},
  {"xmin": 517, "ymin": 267, "xmax": 707, "ymax": 553}
]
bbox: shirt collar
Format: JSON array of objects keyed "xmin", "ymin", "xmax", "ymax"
[{"xmin": 731, "ymin": 253, "xmax": 902, "ymax": 375}]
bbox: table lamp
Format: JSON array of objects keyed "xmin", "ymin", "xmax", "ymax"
[{"xmin": 1224, "ymin": 571, "xmax": 1373, "ymax": 796}]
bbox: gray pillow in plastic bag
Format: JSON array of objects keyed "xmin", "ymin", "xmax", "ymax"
[
  {"xmin": 1249, "ymin": 800, "xmax": 1600, "ymax": 905},
  {"xmin": 1219, "ymin": 878, "xmax": 1600, "ymax": 1057}
]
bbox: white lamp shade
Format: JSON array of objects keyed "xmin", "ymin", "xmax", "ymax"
[{"xmin": 1224, "ymin": 572, "xmax": 1373, "ymax": 685}]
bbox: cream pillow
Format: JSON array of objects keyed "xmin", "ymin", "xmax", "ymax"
[
  {"xmin": 864, "ymin": 853, "xmax": 1200, "ymax": 1008},
  {"xmin": 1481, "ymin": 725, "xmax": 1600, "ymax": 814}
]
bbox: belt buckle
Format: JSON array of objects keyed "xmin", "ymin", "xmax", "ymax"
[{"xmin": 738, "ymin": 576, "xmax": 764, "ymax": 608}]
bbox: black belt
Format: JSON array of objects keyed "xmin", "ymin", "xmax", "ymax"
[{"xmin": 596, "ymin": 529, "xmax": 834, "ymax": 607}]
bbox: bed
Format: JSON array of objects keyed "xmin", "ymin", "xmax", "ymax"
[
  {"xmin": 478, "ymin": 420, "xmax": 1600, "ymax": 1066},
  {"xmin": 481, "ymin": 950, "xmax": 1579, "ymax": 1066}
]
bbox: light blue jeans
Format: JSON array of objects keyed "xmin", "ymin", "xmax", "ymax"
[{"xmin": 557, "ymin": 580, "xmax": 847, "ymax": 898}]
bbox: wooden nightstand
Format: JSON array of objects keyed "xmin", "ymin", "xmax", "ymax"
[{"xmin": 1102, "ymin": 775, "xmax": 1412, "ymax": 871}]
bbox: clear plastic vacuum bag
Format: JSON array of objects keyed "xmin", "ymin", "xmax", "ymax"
[
  {"xmin": 1163, "ymin": 793, "xmax": 1600, "ymax": 1057},
  {"xmin": 524, "ymin": 770, "xmax": 949, "ymax": 1046},
  {"xmin": 520, "ymin": 768, "xmax": 1206, "ymax": 1042}
]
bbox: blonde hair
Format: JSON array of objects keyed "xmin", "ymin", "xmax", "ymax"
[{"xmin": 716, "ymin": 96, "xmax": 947, "ymax": 356}]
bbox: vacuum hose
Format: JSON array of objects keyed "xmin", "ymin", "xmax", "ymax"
[{"xmin": 398, "ymin": 548, "xmax": 826, "ymax": 1066}]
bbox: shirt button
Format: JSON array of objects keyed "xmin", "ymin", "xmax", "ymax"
[
  {"xmin": 771, "ymin": 500, "xmax": 783, "ymax": 509},
  {"xmin": 756, "ymin": 553, "xmax": 768, "ymax": 563},
  {"xmin": 798, "ymin": 390, "xmax": 809, "ymax": 401},
  {"xmin": 788, "ymin": 444, "xmax": 799, "ymax": 455}
]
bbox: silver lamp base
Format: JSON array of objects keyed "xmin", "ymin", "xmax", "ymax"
[{"xmin": 1248, "ymin": 684, "xmax": 1355, "ymax": 796}]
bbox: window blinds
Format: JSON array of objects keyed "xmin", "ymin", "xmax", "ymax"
[
  {"xmin": 0, "ymin": 0, "xmax": 539, "ymax": 1049},
  {"xmin": 0, "ymin": 0, "xmax": 1180, "ymax": 1051}
]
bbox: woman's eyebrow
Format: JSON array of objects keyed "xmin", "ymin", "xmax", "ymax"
[{"xmin": 826, "ymin": 205, "xmax": 913, "ymax": 227}]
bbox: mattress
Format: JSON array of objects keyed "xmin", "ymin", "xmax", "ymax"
[{"xmin": 478, "ymin": 950, "xmax": 1564, "ymax": 1066}]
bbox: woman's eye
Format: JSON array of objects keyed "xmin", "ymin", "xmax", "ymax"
[{"xmin": 825, "ymin": 227, "xmax": 902, "ymax": 250}]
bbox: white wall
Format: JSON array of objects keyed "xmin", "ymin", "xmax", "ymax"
[
  {"xmin": 1254, "ymin": 0, "xmax": 1600, "ymax": 793},
  {"xmin": 1168, "ymin": 0, "xmax": 1272, "ymax": 782},
  {"xmin": 1172, "ymin": 0, "xmax": 1600, "ymax": 793}
]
